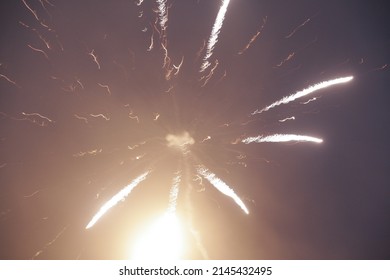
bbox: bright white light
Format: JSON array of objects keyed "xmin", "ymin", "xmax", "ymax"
[
  {"xmin": 166, "ymin": 131, "xmax": 195, "ymax": 151},
  {"xmin": 200, "ymin": 0, "xmax": 231, "ymax": 72},
  {"xmin": 197, "ymin": 166, "xmax": 249, "ymax": 214},
  {"xmin": 156, "ymin": 0, "xmax": 168, "ymax": 31},
  {"xmin": 242, "ymin": 134, "xmax": 323, "ymax": 144},
  {"xmin": 131, "ymin": 212, "xmax": 183, "ymax": 260},
  {"xmin": 252, "ymin": 76, "xmax": 354, "ymax": 114},
  {"xmin": 85, "ymin": 171, "xmax": 150, "ymax": 229}
]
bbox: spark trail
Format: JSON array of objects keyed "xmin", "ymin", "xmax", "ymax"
[
  {"xmin": 200, "ymin": 0, "xmax": 231, "ymax": 72},
  {"xmin": 0, "ymin": 74, "xmax": 20, "ymax": 88},
  {"xmin": 85, "ymin": 171, "xmax": 150, "ymax": 229},
  {"xmin": 252, "ymin": 76, "xmax": 354, "ymax": 115},
  {"xmin": 242, "ymin": 134, "xmax": 323, "ymax": 144},
  {"xmin": 156, "ymin": 0, "xmax": 168, "ymax": 31},
  {"xmin": 238, "ymin": 16, "xmax": 267, "ymax": 55},
  {"xmin": 197, "ymin": 166, "xmax": 249, "ymax": 214},
  {"xmin": 167, "ymin": 173, "xmax": 181, "ymax": 213}
]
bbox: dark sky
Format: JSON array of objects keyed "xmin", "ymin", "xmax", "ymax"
[{"xmin": 0, "ymin": 0, "xmax": 389, "ymax": 259}]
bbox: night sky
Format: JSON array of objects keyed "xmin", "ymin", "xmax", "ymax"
[{"xmin": 0, "ymin": 0, "xmax": 389, "ymax": 260}]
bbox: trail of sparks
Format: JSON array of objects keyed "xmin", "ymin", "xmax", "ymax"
[
  {"xmin": 74, "ymin": 114, "xmax": 88, "ymax": 124},
  {"xmin": 197, "ymin": 166, "xmax": 249, "ymax": 214},
  {"xmin": 252, "ymin": 76, "xmax": 353, "ymax": 115},
  {"xmin": 242, "ymin": 134, "xmax": 323, "ymax": 144},
  {"xmin": 200, "ymin": 0, "xmax": 230, "ymax": 72},
  {"xmin": 201, "ymin": 59, "xmax": 219, "ymax": 87},
  {"xmin": 156, "ymin": 0, "xmax": 168, "ymax": 31},
  {"xmin": 90, "ymin": 113, "xmax": 110, "ymax": 121},
  {"xmin": 73, "ymin": 149, "xmax": 102, "ymax": 158},
  {"xmin": 238, "ymin": 16, "xmax": 267, "ymax": 55},
  {"xmin": 0, "ymin": 74, "xmax": 20, "ymax": 88},
  {"xmin": 27, "ymin": 44, "xmax": 49, "ymax": 59},
  {"xmin": 285, "ymin": 16, "xmax": 314, "ymax": 39},
  {"xmin": 279, "ymin": 116, "xmax": 295, "ymax": 122},
  {"xmin": 301, "ymin": 97, "xmax": 318, "ymax": 105},
  {"xmin": 167, "ymin": 173, "xmax": 181, "ymax": 213},
  {"xmin": 85, "ymin": 171, "xmax": 150, "ymax": 229},
  {"xmin": 274, "ymin": 52, "xmax": 295, "ymax": 68},
  {"xmin": 22, "ymin": 112, "xmax": 54, "ymax": 124},
  {"xmin": 21, "ymin": 0, "xmax": 38, "ymax": 20},
  {"xmin": 97, "ymin": 83, "xmax": 112, "ymax": 95},
  {"xmin": 32, "ymin": 226, "xmax": 68, "ymax": 259},
  {"xmin": 88, "ymin": 49, "xmax": 101, "ymax": 70}
]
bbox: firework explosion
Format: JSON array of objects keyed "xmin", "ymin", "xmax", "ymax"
[{"xmin": 4, "ymin": 0, "xmax": 387, "ymax": 260}]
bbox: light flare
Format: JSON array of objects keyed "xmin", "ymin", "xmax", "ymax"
[
  {"xmin": 131, "ymin": 211, "xmax": 183, "ymax": 260},
  {"xmin": 131, "ymin": 174, "xmax": 183, "ymax": 260}
]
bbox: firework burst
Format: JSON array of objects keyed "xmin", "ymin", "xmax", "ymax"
[{"xmin": 0, "ymin": 0, "xmax": 356, "ymax": 259}]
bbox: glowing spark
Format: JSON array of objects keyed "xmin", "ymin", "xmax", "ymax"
[
  {"xmin": 73, "ymin": 149, "xmax": 102, "ymax": 157},
  {"xmin": 153, "ymin": 112, "xmax": 160, "ymax": 121},
  {"xmin": 285, "ymin": 17, "xmax": 312, "ymax": 39},
  {"xmin": 23, "ymin": 190, "xmax": 41, "ymax": 198},
  {"xmin": 19, "ymin": 21, "xmax": 51, "ymax": 49},
  {"xmin": 161, "ymin": 42, "xmax": 171, "ymax": 69},
  {"xmin": 21, "ymin": 0, "xmax": 40, "ymax": 22},
  {"xmin": 196, "ymin": 40, "xmax": 206, "ymax": 60},
  {"xmin": 252, "ymin": 76, "xmax": 354, "ymax": 115},
  {"xmin": 173, "ymin": 56, "xmax": 184, "ymax": 76},
  {"xmin": 238, "ymin": 16, "xmax": 267, "ymax": 55},
  {"xmin": 27, "ymin": 44, "xmax": 49, "ymax": 59},
  {"xmin": 147, "ymin": 32, "xmax": 154, "ymax": 51},
  {"xmin": 90, "ymin": 113, "xmax": 110, "ymax": 121},
  {"xmin": 0, "ymin": 74, "xmax": 20, "ymax": 88},
  {"xmin": 201, "ymin": 59, "xmax": 219, "ymax": 87},
  {"xmin": 21, "ymin": 0, "xmax": 50, "ymax": 29},
  {"xmin": 201, "ymin": 136, "xmax": 211, "ymax": 143},
  {"xmin": 197, "ymin": 166, "xmax": 249, "ymax": 214},
  {"xmin": 215, "ymin": 69, "xmax": 227, "ymax": 85},
  {"xmin": 38, "ymin": 0, "xmax": 52, "ymax": 18},
  {"xmin": 88, "ymin": 49, "xmax": 101, "ymax": 69},
  {"xmin": 32, "ymin": 226, "xmax": 68, "ymax": 259},
  {"xmin": 21, "ymin": 112, "xmax": 54, "ymax": 123},
  {"xmin": 242, "ymin": 134, "xmax": 323, "ymax": 144},
  {"xmin": 156, "ymin": 0, "xmax": 168, "ymax": 31},
  {"xmin": 128, "ymin": 110, "xmax": 140, "ymax": 123},
  {"xmin": 279, "ymin": 116, "xmax": 295, "ymax": 122},
  {"xmin": 165, "ymin": 85, "xmax": 174, "ymax": 93},
  {"xmin": 75, "ymin": 78, "xmax": 84, "ymax": 89},
  {"xmin": 200, "ymin": 0, "xmax": 230, "ymax": 72},
  {"xmin": 275, "ymin": 52, "xmax": 295, "ymax": 68},
  {"xmin": 301, "ymin": 97, "xmax": 318, "ymax": 105},
  {"xmin": 74, "ymin": 114, "xmax": 88, "ymax": 124},
  {"xmin": 86, "ymin": 171, "xmax": 150, "ymax": 229},
  {"xmin": 97, "ymin": 83, "xmax": 111, "ymax": 95}
]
